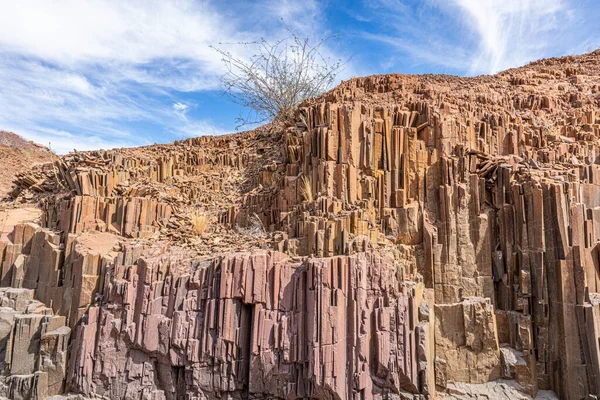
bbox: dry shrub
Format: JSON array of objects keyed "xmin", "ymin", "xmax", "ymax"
[
  {"xmin": 190, "ymin": 211, "xmax": 209, "ymax": 236},
  {"xmin": 211, "ymin": 30, "xmax": 343, "ymax": 127},
  {"xmin": 299, "ymin": 175, "xmax": 313, "ymax": 202}
]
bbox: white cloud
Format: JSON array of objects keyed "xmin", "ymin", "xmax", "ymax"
[
  {"xmin": 0, "ymin": 0, "xmax": 232, "ymax": 88},
  {"xmin": 451, "ymin": 0, "xmax": 566, "ymax": 74},
  {"xmin": 173, "ymin": 103, "xmax": 189, "ymax": 112},
  {"xmin": 362, "ymin": 0, "xmax": 595, "ymax": 75},
  {"xmin": 173, "ymin": 102, "xmax": 190, "ymax": 122}
]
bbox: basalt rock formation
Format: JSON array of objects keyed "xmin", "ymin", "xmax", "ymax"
[
  {"xmin": 3, "ymin": 51, "xmax": 600, "ymax": 399},
  {"xmin": 0, "ymin": 131, "xmax": 51, "ymax": 199}
]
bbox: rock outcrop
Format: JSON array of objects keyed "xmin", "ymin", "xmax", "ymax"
[
  {"xmin": 0, "ymin": 131, "xmax": 51, "ymax": 199},
  {"xmin": 68, "ymin": 249, "xmax": 430, "ymax": 399},
  {"xmin": 0, "ymin": 288, "xmax": 70, "ymax": 400},
  {"xmin": 4, "ymin": 51, "xmax": 600, "ymax": 399}
]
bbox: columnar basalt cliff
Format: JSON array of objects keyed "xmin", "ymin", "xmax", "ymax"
[{"xmin": 3, "ymin": 51, "xmax": 600, "ymax": 399}]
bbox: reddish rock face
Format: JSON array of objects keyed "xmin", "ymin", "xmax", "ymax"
[
  {"xmin": 0, "ymin": 131, "xmax": 51, "ymax": 199},
  {"xmin": 67, "ymin": 249, "xmax": 429, "ymax": 399},
  {"xmin": 4, "ymin": 51, "xmax": 600, "ymax": 399},
  {"xmin": 0, "ymin": 288, "xmax": 70, "ymax": 399}
]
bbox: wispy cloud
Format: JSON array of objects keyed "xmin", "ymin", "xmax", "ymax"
[
  {"xmin": 360, "ymin": 0, "xmax": 598, "ymax": 75},
  {"xmin": 0, "ymin": 1, "xmax": 232, "ymax": 86},
  {"xmin": 451, "ymin": 0, "xmax": 567, "ymax": 74}
]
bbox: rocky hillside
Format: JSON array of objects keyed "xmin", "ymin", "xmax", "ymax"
[
  {"xmin": 0, "ymin": 131, "xmax": 51, "ymax": 199},
  {"xmin": 2, "ymin": 51, "xmax": 600, "ymax": 399}
]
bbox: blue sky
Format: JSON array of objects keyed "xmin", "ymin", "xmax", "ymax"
[{"xmin": 0, "ymin": 0, "xmax": 598, "ymax": 153}]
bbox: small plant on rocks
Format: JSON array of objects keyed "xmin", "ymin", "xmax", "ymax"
[
  {"xmin": 211, "ymin": 29, "xmax": 344, "ymax": 127},
  {"xmin": 190, "ymin": 210, "xmax": 209, "ymax": 236}
]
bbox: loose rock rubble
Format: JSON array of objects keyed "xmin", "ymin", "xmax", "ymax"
[
  {"xmin": 0, "ymin": 131, "xmax": 51, "ymax": 199},
  {"xmin": 3, "ymin": 51, "xmax": 600, "ymax": 399}
]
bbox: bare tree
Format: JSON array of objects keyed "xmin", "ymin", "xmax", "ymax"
[{"xmin": 211, "ymin": 30, "xmax": 343, "ymax": 127}]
